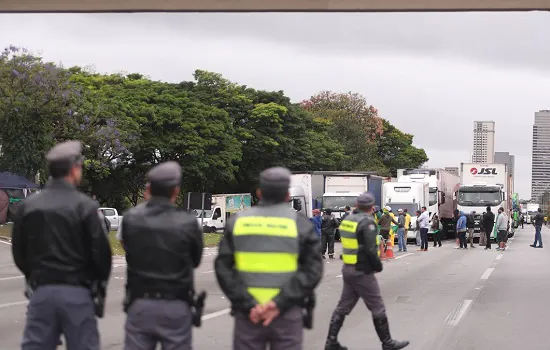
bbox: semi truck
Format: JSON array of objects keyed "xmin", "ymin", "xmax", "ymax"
[
  {"xmin": 289, "ymin": 171, "xmax": 385, "ymax": 218},
  {"xmin": 457, "ymin": 163, "xmax": 508, "ymax": 238},
  {"xmin": 397, "ymin": 168, "xmax": 460, "ymax": 238},
  {"xmin": 196, "ymin": 193, "xmax": 252, "ymax": 232},
  {"xmin": 289, "ymin": 173, "xmax": 325, "ymax": 218},
  {"xmin": 322, "ymin": 173, "xmax": 384, "ymax": 219},
  {"xmin": 383, "ymin": 182, "xmax": 429, "ymax": 240}
]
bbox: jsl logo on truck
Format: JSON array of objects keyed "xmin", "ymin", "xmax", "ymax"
[{"xmin": 470, "ymin": 167, "xmax": 497, "ymax": 175}]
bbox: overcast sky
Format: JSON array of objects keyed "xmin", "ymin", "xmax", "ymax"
[{"xmin": 1, "ymin": 12, "xmax": 548, "ymax": 199}]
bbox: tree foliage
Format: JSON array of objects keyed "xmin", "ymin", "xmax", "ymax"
[{"xmin": 0, "ymin": 47, "xmax": 428, "ymax": 210}]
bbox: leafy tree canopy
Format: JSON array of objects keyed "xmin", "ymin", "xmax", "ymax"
[{"xmin": 0, "ymin": 46, "xmax": 428, "ymax": 210}]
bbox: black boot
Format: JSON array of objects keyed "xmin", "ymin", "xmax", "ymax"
[
  {"xmin": 325, "ymin": 313, "xmax": 348, "ymax": 350},
  {"xmin": 373, "ymin": 314, "xmax": 409, "ymax": 350}
]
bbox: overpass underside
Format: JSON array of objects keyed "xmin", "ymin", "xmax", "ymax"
[{"xmin": 1, "ymin": 0, "xmax": 550, "ymax": 12}]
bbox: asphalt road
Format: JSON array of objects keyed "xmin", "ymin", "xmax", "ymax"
[{"xmin": 0, "ymin": 225, "xmax": 547, "ymax": 349}]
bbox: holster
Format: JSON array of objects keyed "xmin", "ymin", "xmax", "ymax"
[
  {"xmin": 302, "ymin": 293, "xmax": 316, "ymax": 329},
  {"xmin": 91, "ymin": 280, "xmax": 107, "ymax": 318},
  {"xmin": 191, "ymin": 291, "xmax": 207, "ymax": 327}
]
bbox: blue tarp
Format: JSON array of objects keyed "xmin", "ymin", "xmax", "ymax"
[{"xmin": 0, "ymin": 172, "xmax": 39, "ymax": 189}]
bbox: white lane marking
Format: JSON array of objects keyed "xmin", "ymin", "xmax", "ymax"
[
  {"xmin": 202, "ymin": 308, "xmax": 230, "ymax": 321},
  {"xmin": 200, "ymin": 270, "xmax": 214, "ymax": 274},
  {"xmin": 336, "ymin": 274, "xmax": 342, "ymax": 277},
  {"xmin": 0, "ymin": 239, "xmax": 12, "ymax": 245},
  {"xmin": 445, "ymin": 299, "xmax": 473, "ymax": 326},
  {"xmin": 480, "ymin": 268, "xmax": 495, "ymax": 280},
  {"xmin": 394, "ymin": 253, "xmax": 413, "ymax": 260},
  {"xmin": 0, "ymin": 275, "xmax": 23, "ymax": 282},
  {"xmin": 495, "ymin": 254, "xmax": 503, "ymax": 261},
  {"xmin": 0, "ymin": 301, "xmax": 27, "ymax": 309}
]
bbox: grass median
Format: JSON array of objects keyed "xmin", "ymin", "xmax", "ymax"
[{"xmin": 0, "ymin": 224, "xmax": 223, "ymax": 255}]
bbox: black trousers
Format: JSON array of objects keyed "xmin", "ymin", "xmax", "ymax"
[
  {"xmin": 420, "ymin": 228, "xmax": 429, "ymax": 249},
  {"xmin": 321, "ymin": 233, "xmax": 335, "ymax": 256},
  {"xmin": 433, "ymin": 230, "xmax": 442, "ymax": 246},
  {"xmin": 484, "ymin": 226, "xmax": 493, "ymax": 248}
]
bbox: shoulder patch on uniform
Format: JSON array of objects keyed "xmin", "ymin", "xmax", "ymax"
[{"xmin": 368, "ymin": 224, "xmax": 376, "ymax": 231}]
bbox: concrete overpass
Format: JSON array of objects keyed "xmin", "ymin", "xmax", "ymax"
[{"xmin": 1, "ymin": 0, "xmax": 550, "ymax": 12}]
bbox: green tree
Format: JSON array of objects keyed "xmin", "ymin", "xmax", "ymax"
[
  {"xmin": 0, "ymin": 46, "xmax": 80, "ymax": 179},
  {"xmin": 376, "ymin": 120, "xmax": 428, "ymax": 176},
  {"xmin": 301, "ymin": 91, "xmax": 387, "ymax": 173}
]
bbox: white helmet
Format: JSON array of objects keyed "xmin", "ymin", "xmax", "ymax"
[{"xmin": 385, "ymin": 206, "xmax": 392, "ymax": 212}]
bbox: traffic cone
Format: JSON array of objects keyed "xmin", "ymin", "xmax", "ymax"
[{"xmin": 385, "ymin": 232, "xmax": 395, "ymax": 259}]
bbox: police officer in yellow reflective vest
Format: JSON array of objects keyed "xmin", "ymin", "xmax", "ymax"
[
  {"xmin": 215, "ymin": 166, "xmax": 323, "ymax": 350},
  {"xmin": 324, "ymin": 192, "xmax": 409, "ymax": 350}
]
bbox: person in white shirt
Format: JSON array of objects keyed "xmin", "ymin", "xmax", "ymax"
[{"xmin": 417, "ymin": 206, "xmax": 431, "ymax": 251}]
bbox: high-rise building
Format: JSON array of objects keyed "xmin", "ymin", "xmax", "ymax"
[
  {"xmin": 531, "ymin": 110, "xmax": 550, "ymax": 201},
  {"xmin": 494, "ymin": 152, "xmax": 515, "ymax": 178},
  {"xmin": 472, "ymin": 121, "xmax": 495, "ymax": 163},
  {"xmin": 495, "ymin": 151, "xmax": 515, "ymax": 195}
]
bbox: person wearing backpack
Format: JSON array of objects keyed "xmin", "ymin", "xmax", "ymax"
[{"xmin": 466, "ymin": 210, "xmax": 477, "ymax": 248}]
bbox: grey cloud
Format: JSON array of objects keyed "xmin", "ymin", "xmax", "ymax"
[{"xmin": 82, "ymin": 12, "xmax": 550, "ymax": 73}]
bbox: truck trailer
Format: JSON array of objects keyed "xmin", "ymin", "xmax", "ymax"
[
  {"xmin": 397, "ymin": 168, "xmax": 460, "ymax": 238},
  {"xmin": 457, "ymin": 163, "xmax": 508, "ymax": 238}
]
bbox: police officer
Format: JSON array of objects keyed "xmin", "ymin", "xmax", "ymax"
[
  {"xmin": 324, "ymin": 192, "xmax": 409, "ymax": 350},
  {"xmin": 11, "ymin": 140, "xmax": 112, "ymax": 350},
  {"xmin": 215, "ymin": 166, "xmax": 323, "ymax": 350},
  {"xmin": 120, "ymin": 161, "xmax": 203, "ymax": 349}
]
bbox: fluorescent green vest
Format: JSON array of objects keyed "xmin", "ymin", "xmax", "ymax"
[{"xmin": 233, "ymin": 209, "xmax": 299, "ymax": 304}]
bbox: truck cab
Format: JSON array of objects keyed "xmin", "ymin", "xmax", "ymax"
[
  {"xmin": 383, "ymin": 182, "xmax": 429, "ymax": 240},
  {"xmin": 456, "ymin": 184, "xmax": 504, "ymax": 237},
  {"xmin": 99, "ymin": 207, "xmax": 121, "ymax": 231}
]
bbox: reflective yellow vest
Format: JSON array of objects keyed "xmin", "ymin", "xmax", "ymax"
[
  {"xmin": 340, "ymin": 214, "xmax": 380, "ymax": 265},
  {"xmin": 233, "ymin": 211, "xmax": 299, "ymax": 304}
]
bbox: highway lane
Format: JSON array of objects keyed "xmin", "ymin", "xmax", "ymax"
[{"xmin": 0, "ymin": 227, "xmax": 539, "ymax": 349}]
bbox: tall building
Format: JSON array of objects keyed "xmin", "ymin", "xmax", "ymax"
[
  {"xmin": 494, "ymin": 152, "xmax": 515, "ymax": 179},
  {"xmin": 531, "ymin": 110, "xmax": 550, "ymax": 201},
  {"xmin": 495, "ymin": 151, "xmax": 515, "ymax": 195},
  {"xmin": 472, "ymin": 121, "xmax": 495, "ymax": 163}
]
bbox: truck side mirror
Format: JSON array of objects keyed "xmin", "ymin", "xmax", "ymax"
[{"xmin": 293, "ymin": 199, "xmax": 302, "ymax": 212}]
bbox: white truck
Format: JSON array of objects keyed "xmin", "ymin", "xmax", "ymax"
[
  {"xmin": 289, "ymin": 173, "xmax": 326, "ymax": 217},
  {"xmin": 526, "ymin": 203, "xmax": 540, "ymax": 224},
  {"xmin": 383, "ymin": 182, "xmax": 429, "ymax": 240},
  {"xmin": 397, "ymin": 168, "xmax": 460, "ymax": 238},
  {"xmin": 99, "ymin": 207, "xmax": 122, "ymax": 231},
  {"xmin": 457, "ymin": 163, "xmax": 508, "ymax": 237},
  {"xmin": 322, "ymin": 173, "xmax": 384, "ymax": 219},
  {"xmin": 196, "ymin": 193, "xmax": 251, "ymax": 232}
]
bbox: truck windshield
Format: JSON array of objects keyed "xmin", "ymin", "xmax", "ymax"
[
  {"xmin": 195, "ymin": 209, "xmax": 213, "ymax": 218},
  {"xmin": 458, "ymin": 191, "xmax": 501, "ymax": 206},
  {"xmin": 323, "ymin": 196, "xmax": 357, "ymax": 211},
  {"xmin": 385, "ymin": 203, "xmax": 419, "ymax": 216}
]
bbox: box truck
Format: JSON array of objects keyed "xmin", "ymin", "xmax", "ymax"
[
  {"xmin": 457, "ymin": 163, "xmax": 508, "ymax": 237},
  {"xmin": 196, "ymin": 193, "xmax": 252, "ymax": 232},
  {"xmin": 289, "ymin": 173, "xmax": 326, "ymax": 218},
  {"xmin": 322, "ymin": 173, "xmax": 384, "ymax": 219},
  {"xmin": 397, "ymin": 168, "xmax": 460, "ymax": 238},
  {"xmin": 383, "ymin": 182, "xmax": 429, "ymax": 240}
]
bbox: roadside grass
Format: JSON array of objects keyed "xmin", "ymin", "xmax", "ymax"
[
  {"xmin": 0, "ymin": 224, "xmax": 223, "ymax": 253},
  {"xmin": 204, "ymin": 232, "xmax": 223, "ymax": 247}
]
